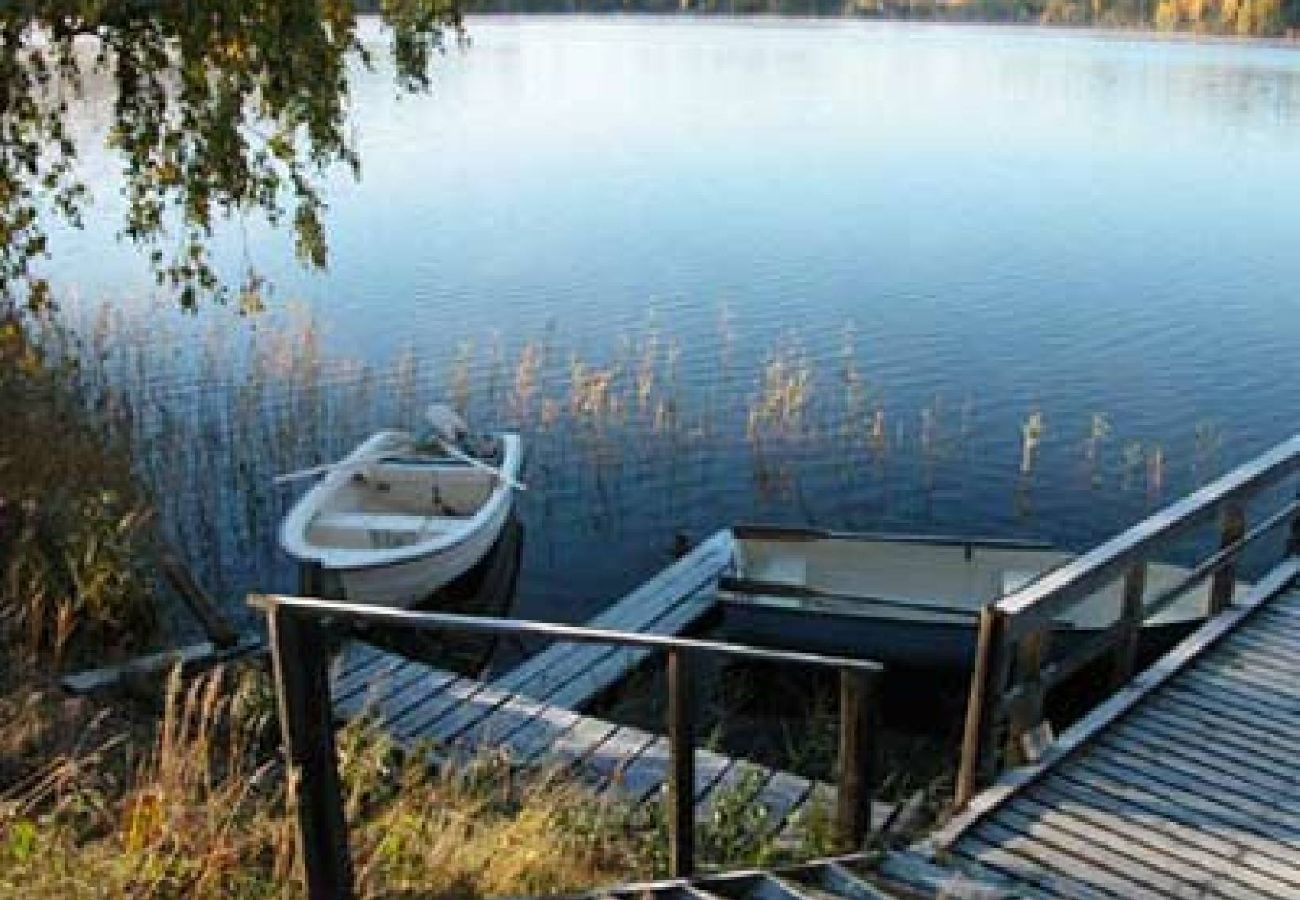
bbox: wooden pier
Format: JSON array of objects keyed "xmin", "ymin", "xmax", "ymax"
[
  {"xmin": 330, "ymin": 641, "xmax": 862, "ymax": 829},
  {"xmin": 252, "ymin": 433, "xmax": 1300, "ymax": 900},
  {"xmin": 930, "ymin": 558, "xmax": 1300, "ymax": 899},
  {"xmin": 325, "ymin": 530, "xmax": 886, "ymax": 836}
]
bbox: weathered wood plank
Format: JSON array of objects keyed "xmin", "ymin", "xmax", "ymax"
[
  {"xmin": 930, "ymin": 558, "xmax": 1300, "ymax": 851},
  {"xmin": 1149, "ymin": 681, "xmax": 1300, "ymax": 743},
  {"xmin": 387, "ymin": 676, "xmax": 496, "ymax": 743},
  {"xmin": 1047, "ymin": 769, "xmax": 1300, "ymax": 879},
  {"xmin": 1068, "ymin": 757, "xmax": 1300, "ymax": 851},
  {"xmin": 978, "ymin": 805, "xmax": 1220, "ymax": 900},
  {"xmin": 1028, "ymin": 780, "xmax": 1300, "ymax": 897},
  {"xmin": 332, "ymin": 659, "xmax": 431, "ymax": 721},
  {"xmin": 957, "ymin": 825, "xmax": 1140, "ymax": 899},
  {"xmin": 491, "ymin": 531, "xmax": 732, "ymax": 706},
  {"xmin": 543, "ymin": 584, "xmax": 718, "ymax": 709},
  {"xmin": 1098, "ymin": 718, "xmax": 1299, "ymax": 796},
  {"xmin": 1087, "ymin": 733, "xmax": 1300, "ymax": 815},
  {"xmin": 61, "ymin": 634, "xmax": 264, "ymax": 695},
  {"xmin": 1150, "ymin": 700, "xmax": 1300, "ymax": 761},
  {"xmin": 329, "ymin": 642, "xmax": 386, "ymax": 697}
]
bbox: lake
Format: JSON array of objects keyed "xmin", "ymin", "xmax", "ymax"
[{"xmin": 52, "ymin": 18, "xmax": 1300, "ymax": 634}]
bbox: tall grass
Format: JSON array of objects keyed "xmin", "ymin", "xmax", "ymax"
[
  {"xmin": 0, "ymin": 315, "xmax": 159, "ymax": 669},
  {"xmin": 0, "ymin": 664, "xmax": 663, "ymax": 899}
]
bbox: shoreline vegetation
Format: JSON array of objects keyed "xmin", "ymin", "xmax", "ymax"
[
  {"xmin": 0, "ymin": 296, "xmax": 1239, "ymax": 897},
  {"xmin": 382, "ymin": 5, "xmax": 1300, "ymax": 39},
  {"xmin": 0, "ymin": 311, "xmax": 852, "ymax": 898}
]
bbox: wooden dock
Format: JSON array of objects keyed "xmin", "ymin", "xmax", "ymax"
[
  {"xmin": 327, "ymin": 531, "xmax": 885, "ymax": 833},
  {"xmin": 255, "ymin": 435, "xmax": 1300, "ymax": 900},
  {"xmin": 330, "ymin": 641, "xmax": 854, "ymax": 830},
  {"xmin": 925, "ymin": 558, "xmax": 1300, "ymax": 899},
  {"xmin": 490, "ymin": 529, "xmax": 734, "ymax": 710}
]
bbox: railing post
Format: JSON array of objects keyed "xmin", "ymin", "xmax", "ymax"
[
  {"xmin": 666, "ymin": 648, "xmax": 695, "ymax": 878},
  {"xmin": 1288, "ymin": 491, "xmax": 1300, "ymax": 557},
  {"xmin": 1209, "ymin": 503, "xmax": 1246, "ymax": 615},
  {"xmin": 955, "ymin": 606, "xmax": 1003, "ymax": 808},
  {"xmin": 1005, "ymin": 625, "xmax": 1050, "ymax": 767},
  {"xmin": 266, "ymin": 605, "xmax": 354, "ymax": 900},
  {"xmin": 836, "ymin": 667, "xmax": 879, "ymax": 849},
  {"xmin": 1109, "ymin": 562, "xmax": 1148, "ymax": 689}
]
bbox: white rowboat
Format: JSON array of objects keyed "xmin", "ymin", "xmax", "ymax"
[{"xmin": 278, "ymin": 430, "xmax": 524, "ymax": 608}]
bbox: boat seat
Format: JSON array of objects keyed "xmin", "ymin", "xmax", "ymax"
[
  {"xmin": 312, "ymin": 512, "xmax": 463, "ymax": 534},
  {"xmin": 750, "ymin": 555, "xmax": 807, "ymax": 586}
]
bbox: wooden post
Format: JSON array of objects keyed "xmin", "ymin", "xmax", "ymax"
[
  {"xmin": 299, "ymin": 561, "xmax": 325, "ymax": 598},
  {"xmin": 955, "ymin": 606, "xmax": 1001, "ymax": 808},
  {"xmin": 1287, "ymin": 492, "xmax": 1300, "ymax": 557},
  {"xmin": 267, "ymin": 605, "xmax": 354, "ymax": 900},
  {"xmin": 157, "ymin": 541, "xmax": 240, "ymax": 649},
  {"xmin": 1209, "ymin": 503, "xmax": 1246, "ymax": 615},
  {"xmin": 666, "ymin": 648, "xmax": 695, "ymax": 878},
  {"xmin": 836, "ymin": 667, "xmax": 879, "ymax": 849},
  {"xmin": 1109, "ymin": 562, "xmax": 1147, "ymax": 689},
  {"xmin": 1005, "ymin": 626, "xmax": 1050, "ymax": 767}
]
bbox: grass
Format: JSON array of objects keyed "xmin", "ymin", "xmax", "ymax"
[
  {"xmin": 0, "ymin": 307, "xmax": 867, "ymax": 898},
  {"xmin": 0, "ymin": 314, "xmax": 159, "ymax": 670},
  {"xmin": 0, "ymin": 664, "xmax": 665, "ymax": 899}
]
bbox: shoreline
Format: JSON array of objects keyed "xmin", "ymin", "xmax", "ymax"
[{"xmin": 444, "ymin": 12, "xmax": 1300, "ymax": 50}]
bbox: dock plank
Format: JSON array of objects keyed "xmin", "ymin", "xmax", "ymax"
[
  {"xmin": 937, "ymin": 568, "xmax": 1300, "ymax": 899},
  {"xmin": 490, "ymin": 531, "xmax": 733, "ymax": 708}
]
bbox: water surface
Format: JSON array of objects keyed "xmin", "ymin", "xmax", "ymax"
[{"xmin": 54, "ymin": 19, "xmax": 1300, "ymax": 630}]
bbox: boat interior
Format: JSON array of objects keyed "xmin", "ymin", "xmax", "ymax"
[
  {"xmin": 306, "ymin": 459, "xmax": 495, "ymax": 551},
  {"xmin": 731, "ymin": 533, "xmax": 1224, "ymax": 629}
]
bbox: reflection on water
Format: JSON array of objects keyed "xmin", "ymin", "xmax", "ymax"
[
  {"xmin": 43, "ymin": 20, "xmax": 1300, "ymax": 636},
  {"xmin": 56, "ymin": 298, "xmax": 1279, "ymax": 645}
]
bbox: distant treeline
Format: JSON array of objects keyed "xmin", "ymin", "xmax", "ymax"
[{"xmin": 358, "ymin": 0, "xmax": 1300, "ymax": 37}]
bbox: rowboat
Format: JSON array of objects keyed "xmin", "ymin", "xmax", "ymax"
[
  {"xmin": 278, "ymin": 427, "xmax": 524, "ymax": 608},
  {"xmin": 717, "ymin": 525, "xmax": 1230, "ymax": 669}
]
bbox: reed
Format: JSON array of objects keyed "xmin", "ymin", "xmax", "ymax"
[{"xmin": 36, "ymin": 296, "xmax": 1227, "ymax": 631}]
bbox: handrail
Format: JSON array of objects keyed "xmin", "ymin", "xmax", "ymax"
[
  {"xmin": 251, "ymin": 590, "xmax": 886, "ymax": 900},
  {"xmin": 249, "ymin": 593, "xmax": 883, "ymax": 674},
  {"xmin": 955, "ymin": 432, "xmax": 1300, "ymax": 809},
  {"xmin": 995, "ymin": 433, "xmax": 1300, "ymax": 639}
]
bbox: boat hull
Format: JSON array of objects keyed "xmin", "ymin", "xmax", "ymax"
[
  {"xmin": 717, "ymin": 599, "xmax": 1201, "ymax": 670},
  {"xmin": 717, "ymin": 525, "xmax": 1229, "ymax": 670},
  {"xmin": 279, "ymin": 430, "xmax": 523, "ymax": 608},
  {"xmin": 336, "ymin": 491, "xmax": 513, "ymax": 608}
]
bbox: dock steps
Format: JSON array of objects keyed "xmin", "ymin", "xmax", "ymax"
[{"xmin": 583, "ymin": 851, "xmax": 1021, "ymax": 900}]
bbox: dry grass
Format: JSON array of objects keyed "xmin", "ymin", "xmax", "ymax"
[
  {"xmin": 0, "ymin": 314, "xmax": 159, "ymax": 670},
  {"xmin": 0, "ymin": 664, "xmax": 660, "ymax": 900}
]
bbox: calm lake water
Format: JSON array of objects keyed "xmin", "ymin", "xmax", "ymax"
[{"xmin": 54, "ymin": 18, "xmax": 1300, "ymax": 634}]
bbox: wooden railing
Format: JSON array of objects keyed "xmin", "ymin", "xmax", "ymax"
[
  {"xmin": 954, "ymin": 433, "xmax": 1300, "ymax": 808},
  {"xmin": 247, "ymin": 594, "xmax": 885, "ymax": 900}
]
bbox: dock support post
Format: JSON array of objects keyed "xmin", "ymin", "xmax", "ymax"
[
  {"xmin": 1006, "ymin": 626, "xmax": 1050, "ymax": 766},
  {"xmin": 1287, "ymin": 490, "xmax": 1300, "ymax": 556},
  {"xmin": 667, "ymin": 648, "xmax": 695, "ymax": 878},
  {"xmin": 955, "ymin": 606, "xmax": 1001, "ymax": 809},
  {"xmin": 267, "ymin": 607, "xmax": 354, "ymax": 900},
  {"xmin": 837, "ymin": 667, "xmax": 878, "ymax": 849},
  {"xmin": 1210, "ymin": 503, "xmax": 1246, "ymax": 614},
  {"xmin": 1110, "ymin": 562, "xmax": 1148, "ymax": 688}
]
